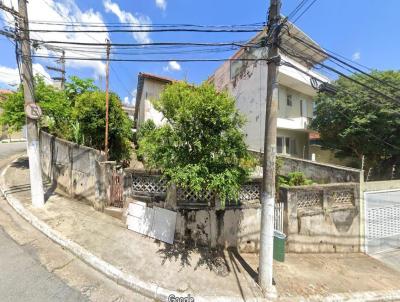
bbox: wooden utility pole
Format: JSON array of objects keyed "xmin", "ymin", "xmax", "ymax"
[
  {"xmin": 258, "ymin": 0, "xmax": 281, "ymax": 295},
  {"xmin": 104, "ymin": 39, "xmax": 111, "ymax": 160},
  {"xmin": 18, "ymin": 0, "xmax": 45, "ymax": 207}
]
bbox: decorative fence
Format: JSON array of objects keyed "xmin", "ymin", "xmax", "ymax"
[
  {"xmin": 281, "ymin": 183, "xmax": 360, "ymax": 253},
  {"xmin": 126, "ymin": 172, "xmax": 262, "ymax": 205}
]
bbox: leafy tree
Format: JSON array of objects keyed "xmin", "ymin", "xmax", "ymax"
[
  {"xmin": 137, "ymin": 81, "xmax": 255, "ymax": 206},
  {"xmin": 65, "ymin": 75, "xmax": 98, "ymax": 104},
  {"xmin": 312, "ymin": 70, "xmax": 400, "ymax": 172},
  {"xmin": 74, "ymin": 91, "xmax": 133, "ymax": 161},
  {"xmin": 0, "ymin": 76, "xmax": 72, "ymax": 137}
]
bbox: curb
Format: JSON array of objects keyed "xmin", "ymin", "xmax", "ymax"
[{"xmin": 0, "ymin": 158, "xmax": 266, "ymax": 302}]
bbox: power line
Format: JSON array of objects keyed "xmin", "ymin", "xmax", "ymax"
[
  {"xmin": 23, "ymin": 28, "xmax": 263, "ymax": 33},
  {"xmin": 287, "ymin": 32, "xmax": 400, "ymax": 91},
  {"xmin": 32, "ymin": 40, "xmax": 257, "ymax": 47},
  {"xmin": 278, "ymin": 45, "xmax": 400, "ymax": 104},
  {"xmin": 291, "ymin": 0, "xmax": 318, "ymax": 24},
  {"xmin": 28, "ymin": 54, "xmax": 271, "ymax": 63},
  {"xmin": 280, "ymin": 59, "xmax": 400, "ymax": 151}
]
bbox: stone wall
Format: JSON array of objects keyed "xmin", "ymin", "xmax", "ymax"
[
  {"xmin": 281, "ymin": 183, "xmax": 360, "ymax": 253},
  {"xmin": 40, "ymin": 131, "xmax": 111, "ymax": 210}
]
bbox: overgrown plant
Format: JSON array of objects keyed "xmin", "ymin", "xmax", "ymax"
[{"xmin": 137, "ymin": 81, "xmax": 256, "ymax": 207}]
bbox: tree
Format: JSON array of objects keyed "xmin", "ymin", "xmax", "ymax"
[
  {"xmin": 312, "ymin": 70, "xmax": 400, "ymax": 172},
  {"xmin": 137, "ymin": 81, "xmax": 255, "ymax": 206},
  {"xmin": 74, "ymin": 91, "xmax": 133, "ymax": 161},
  {"xmin": 0, "ymin": 76, "xmax": 71, "ymax": 137},
  {"xmin": 0, "ymin": 76, "xmax": 133, "ymax": 162}
]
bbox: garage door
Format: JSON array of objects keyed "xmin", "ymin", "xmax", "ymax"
[{"xmin": 365, "ymin": 190, "xmax": 400, "ymax": 254}]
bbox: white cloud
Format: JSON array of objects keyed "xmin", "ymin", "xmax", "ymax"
[
  {"xmin": 0, "ymin": 63, "xmax": 52, "ymax": 87},
  {"xmin": 352, "ymin": 51, "xmax": 361, "ymax": 61},
  {"xmin": 1, "ymin": 0, "xmax": 108, "ymax": 76},
  {"xmin": 123, "ymin": 89, "xmax": 137, "ymax": 106},
  {"xmin": 163, "ymin": 61, "xmax": 181, "ymax": 72},
  {"xmin": 103, "ymin": 0, "xmax": 151, "ymax": 44},
  {"xmin": 155, "ymin": 0, "xmax": 167, "ymax": 11}
]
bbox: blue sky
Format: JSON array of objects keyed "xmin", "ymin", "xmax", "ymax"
[{"xmin": 1, "ymin": 0, "xmax": 399, "ymax": 105}]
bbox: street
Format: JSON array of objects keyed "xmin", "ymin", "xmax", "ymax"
[{"xmin": 0, "ymin": 143, "xmax": 151, "ymax": 302}]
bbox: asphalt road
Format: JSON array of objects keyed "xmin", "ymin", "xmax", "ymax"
[
  {"xmin": 0, "ymin": 142, "xmax": 26, "ymax": 162},
  {"xmin": 0, "ymin": 142, "xmax": 152, "ymax": 302},
  {"xmin": 0, "ymin": 226, "xmax": 87, "ymax": 302},
  {"xmin": 0, "ymin": 142, "xmax": 87, "ymax": 302}
]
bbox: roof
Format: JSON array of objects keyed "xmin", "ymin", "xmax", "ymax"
[
  {"xmin": 0, "ymin": 89, "xmax": 13, "ymax": 95},
  {"xmin": 134, "ymin": 72, "xmax": 177, "ymax": 126},
  {"xmin": 209, "ymin": 20, "xmax": 328, "ymax": 82}
]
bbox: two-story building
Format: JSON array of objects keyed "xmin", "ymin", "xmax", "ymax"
[{"xmin": 209, "ymin": 25, "xmax": 329, "ymax": 159}]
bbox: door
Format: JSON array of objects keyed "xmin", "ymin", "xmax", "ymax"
[{"xmin": 365, "ymin": 190, "xmax": 400, "ymax": 254}]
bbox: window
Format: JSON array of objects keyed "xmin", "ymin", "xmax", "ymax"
[
  {"xmin": 277, "ymin": 137, "xmax": 283, "ymax": 154},
  {"xmin": 287, "ymin": 94, "xmax": 292, "ymax": 106},
  {"xmin": 285, "ymin": 137, "xmax": 290, "ymax": 154},
  {"xmin": 277, "ymin": 136, "xmax": 297, "ymax": 155},
  {"xmin": 300, "ymin": 100, "xmax": 303, "ymax": 116}
]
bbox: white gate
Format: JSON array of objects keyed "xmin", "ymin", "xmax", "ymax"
[{"xmin": 365, "ymin": 189, "xmax": 400, "ymax": 254}]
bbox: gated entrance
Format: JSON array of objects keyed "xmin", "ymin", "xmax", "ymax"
[{"xmin": 365, "ymin": 189, "xmax": 400, "ymax": 254}]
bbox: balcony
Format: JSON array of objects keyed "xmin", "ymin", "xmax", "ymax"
[{"xmin": 277, "ymin": 117, "xmax": 312, "ymax": 131}]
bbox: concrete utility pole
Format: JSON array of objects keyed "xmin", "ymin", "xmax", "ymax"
[
  {"xmin": 258, "ymin": 0, "xmax": 281, "ymax": 295},
  {"xmin": 18, "ymin": 0, "xmax": 45, "ymax": 207},
  {"xmin": 104, "ymin": 39, "xmax": 111, "ymax": 160}
]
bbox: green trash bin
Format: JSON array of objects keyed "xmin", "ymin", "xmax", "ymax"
[{"xmin": 273, "ymin": 230, "xmax": 286, "ymax": 262}]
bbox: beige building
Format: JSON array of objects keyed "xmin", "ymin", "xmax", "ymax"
[
  {"xmin": 134, "ymin": 72, "xmax": 175, "ymax": 129},
  {"xmin": 209, "ymin": 25, "xmax": 329, "ymax": 159}
]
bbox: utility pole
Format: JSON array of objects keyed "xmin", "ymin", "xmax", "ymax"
[
  {"xmin": 46, "ymin": 50, "xmax": 66, "ymax": 90},
  {"xmin": 259, "ymin": 0, "xmax": 281, "ymax": 296},
  {"xmin": 18, "ymin": 0, "xmax": 45, "ymax": 207},
  {"xmin": 104, "ymin": 39, "xmax": 111, "ymax": 160}
]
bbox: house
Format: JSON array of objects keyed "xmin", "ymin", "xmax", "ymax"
[
  {"xmin": 209, "ymin": 24, "xmax": 329, "ymax": 159},
  {"xmin": 134, "ymin": 72, "xmax": 175, "ymax": 129}
]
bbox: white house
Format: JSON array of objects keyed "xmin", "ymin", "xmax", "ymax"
[
  {"xmin": 134, "ymin": 72, "xmax": 175, "ymax": 129},
  {"xmin": 209, "ymin": 25, "xmax": 329, "ymax": 159}
]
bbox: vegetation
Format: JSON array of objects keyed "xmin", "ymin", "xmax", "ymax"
[
  {"xmin": 312, "ymin": 71, "xmax": 400, "ymax": 173},
  {"xmin": 0, "ymin": 75, "xmax": 133, "ymax": 161},
  {"xmin": 278, "ymin": 172, "xmax": 314, "ymax": 187},
  {"xmin": 137, "ymin": 81, "xmax": 256, "ymax": 206}
]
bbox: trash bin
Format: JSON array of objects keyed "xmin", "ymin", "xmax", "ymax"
[{"xmin": 273, "ymin": 230, "xmax": 286, "ymax": 262}]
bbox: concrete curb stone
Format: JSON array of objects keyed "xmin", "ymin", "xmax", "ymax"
[
  {"xmin": 2, "ymin": 157, "xmax": 400, "ymax": 302},
  {"xmin": 0, "ymin": 158, "xmax": 267, "ymax": 302}
]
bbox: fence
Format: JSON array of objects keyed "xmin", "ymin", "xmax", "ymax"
[{"xmin": 281, "ymin": 183, "xmax": 360, "ymax": 253}]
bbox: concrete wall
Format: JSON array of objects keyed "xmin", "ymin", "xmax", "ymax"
[
  {"xmin": 40, "ymin": 131, "xmax": 110, "ymax": 210},
  {"xmin": 175, "ymin": 206, "xmax": 261, "ymax": 253},
  {"xmin": 282, "ymin": 183, "xmax": 360, "ymax": 253},
  {"xmin": 279, "ymin": 155, "xmax": 361, "ymax": 183}
]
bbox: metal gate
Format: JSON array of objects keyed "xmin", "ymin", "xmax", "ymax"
[
  {"xmin": 365, "ymin": 190, "xmax": 400, "ymax": 254},
  {"xmin": 110, "ymin": 171, "xmax": 124, "ymax": 208}
]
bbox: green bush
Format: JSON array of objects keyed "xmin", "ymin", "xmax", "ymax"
[
  {"xmin": 137, "ymin": 81, "xmax": 256, "ymax": 206},
  {"xmin": 73, "ymin": 91, "xmax": 133, "ymax": 161},
  {"xmin": 279, "ymin": 171, "xmax": 314, "ymax": 187}
]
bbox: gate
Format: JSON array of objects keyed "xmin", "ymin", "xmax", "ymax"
[
  {"xmin": 110, "ymin": 171, "xmax": 124, "ymax": 208},
  {"xmin": 365, "ymin": 189, "xmax": 400, "ymax": 254}
]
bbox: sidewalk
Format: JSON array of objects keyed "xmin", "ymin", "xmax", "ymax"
[
  {"xmin": 1, "ymin": 156, "xmax": 264, "ymax": 302},
  {"xmin": 3, "ymin": 156, "xmax": 400, "ymax": 302}
]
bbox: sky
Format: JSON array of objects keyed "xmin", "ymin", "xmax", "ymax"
[{"xmin": 0, "ymin": 0, "xmax": 399, "ymax": 106}]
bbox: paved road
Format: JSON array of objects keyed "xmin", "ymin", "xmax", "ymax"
[
  {"xmin": 0, "ymin": 142, "xmax": 26, "ymax": 162},
  {"xmin": 0, "ymin": 226, "xmax": 87, "ymax": 302},
  {"xmin": 0, "ymin": 142, "xmax": 152, "ymax": 302}
]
